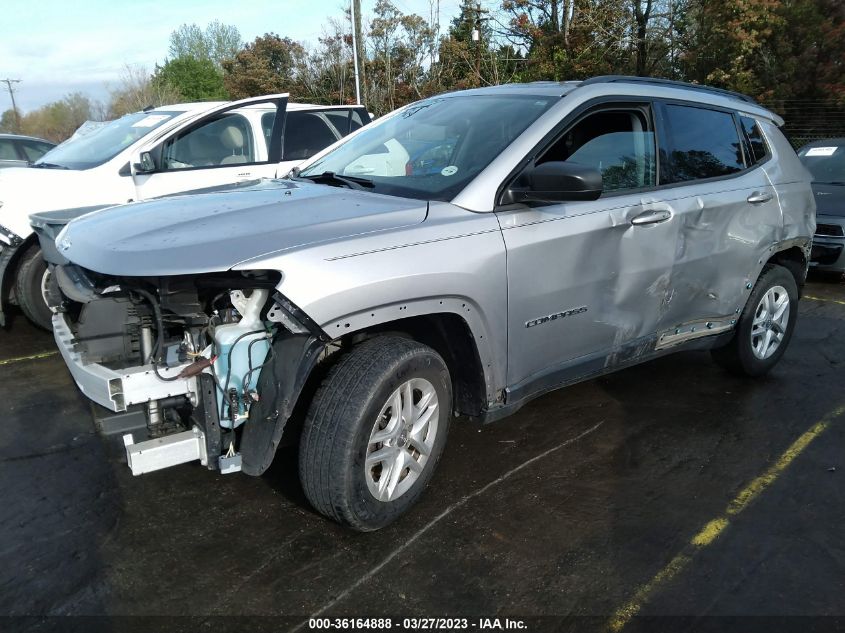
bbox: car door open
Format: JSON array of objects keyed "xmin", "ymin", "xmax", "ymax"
[{"xmin": 131, "ymin": 95, "xmax": 288, "ymax": 200}]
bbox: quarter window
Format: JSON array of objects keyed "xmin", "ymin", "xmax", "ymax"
[
  {"xmin": 539, "ymin": 109, "xmax": 656, "ymax": 192},
  {"xmin": 740, "ymin": 116, "xmax": 768, "ymax": 165},
  {"xmin": 662, "ymin": 104, "xmax": 745, "ymax": 183}
]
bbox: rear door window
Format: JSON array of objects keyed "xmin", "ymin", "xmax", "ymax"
[
  {"xmin": 0, "ymin": 139, "xmax": 20, "ymax": 161},
  {"xmin": 324, "ymin": 110, "xmax": 354, "ymax": 136},
  {"xmin": 661, "ymin": 104, "xmax": 745, "ymax": 183},
  {"xmin": 283, "ymin": 111, "xmax": 341, "ymax": 160}
]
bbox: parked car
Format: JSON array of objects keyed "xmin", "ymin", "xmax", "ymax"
[
  {"xmin": 0, "ymin": 96, "xmax": 370, "ymax": 329},
  {"xmin": 798, "ymin": 138, "xmax": 845, "ymax": 272},
  {"xmin": 36, "ymin": 77, "xmax": 814, "ymax": 531},
  {"xmin": 0, "ymin": 134, "xmax": 55, "ymax": 169}
]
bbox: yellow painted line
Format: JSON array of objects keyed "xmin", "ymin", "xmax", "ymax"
[
  {"xmin": 690, "ymin": 517, "xmax": 729, "ymax": 547},
  {"xmin": 804, "ymin": 294, "xmax": 845, "ymax": 306},
  {"xmin": 0, "ymin": 350, "xmax": 58, "ymax": 366},
  {"xmin": 608, "ymin": 404, "xmax": 845, "ymax": 632}
]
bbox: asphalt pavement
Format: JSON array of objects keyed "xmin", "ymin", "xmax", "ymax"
[{"xmin": 1, "ymin": 274, "xmax": 844, "ymax": 633}]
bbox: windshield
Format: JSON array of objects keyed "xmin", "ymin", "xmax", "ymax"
[
  {"xmin": 299, "ymin": 94, "xmax": 557, "ymax": 201},
  {"xmin": 798, "ymin": 144, "xmax": 845, "ymax": 184},
  {"xmin": 34, "ymin": 111, "xmax": 181, "ymax": 170}
]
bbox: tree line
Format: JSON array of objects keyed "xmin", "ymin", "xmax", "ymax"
[{"xmin": 3, "ymin": 0, "xmax": 844, "ymax": 144}]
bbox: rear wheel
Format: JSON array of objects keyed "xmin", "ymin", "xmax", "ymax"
[
  {"xmin": 711, "ymin": 264, "xmax": 798, "ymax": 377},
  {"xmin": 299, "ymin": 335, "xmax": 451, "ymax": 531},
  {"xmin": 14, "ymin": 245, "xmax": 53, "ymax": 330}
]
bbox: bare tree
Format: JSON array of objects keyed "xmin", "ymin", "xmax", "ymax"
[{"xmin": 106, "ymin": 64, "xmax": 182, "ymax": 118}]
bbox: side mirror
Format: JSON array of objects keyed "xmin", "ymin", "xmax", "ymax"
[
  {"xmin": 133, "ymin": 151, "xmax": 156, "ymax": 174},
  {"xmin": 504, "ymin": 161, "xmax": 602, "ymax": 204}
]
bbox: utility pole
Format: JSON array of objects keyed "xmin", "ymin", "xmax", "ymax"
[
  {"xmin": 1, "ymin": 79, "xmax": 21, "ymax": 133},
  {"xmin": 350, "ymin": 0, "xmax": 362, "ymax": 105},
  {"xmin": 471, "ymin": 3, "xmax": 488, "ymax": 87},
  {"xmin": 352, "ymin": 0, "xmax": 367, "ymax": 106}
]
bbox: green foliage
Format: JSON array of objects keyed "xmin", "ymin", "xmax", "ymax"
[
  {"xmin": 13, "ymin": 2, "xmax": 845, "ymax": 141},
  {"xmin": 153, "ymin": 56, "xmax": 229, "ymax": 102},
  {"xmin": 677, "ymin": 0, "xmax": 845, "ymax": 103},
  {"xmin": 0, "ymin": 109, "xmax": 17, "ymax": 133},
  {"xmin": 14, "ymin": 93, "xmax": 98, "ymax": 143},
  {"xmin": 222, "ymin": 34, "xmax": 308, "ymax": 99},
  {"xmin": 106, "ymin": 64, "xmax": 182, "ymax": 118},
  {"xmin": 169, "ymin": 21, "xmax": 242, "ymax": 70}
]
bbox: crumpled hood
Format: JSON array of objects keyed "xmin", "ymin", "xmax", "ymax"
[
  {"xmin": 812, "ymin": 183, "xmax": 845, "ymax": 218},
  {"xmin": 57, "ymin": 180, "xmax": 428, "ymax": 275}
]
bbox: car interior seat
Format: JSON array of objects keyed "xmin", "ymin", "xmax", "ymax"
[
  {"xmin": 220, "ymin": 125, "xmax": 249, "ymax": 165},
  {"xmin": 184, "ymin": 132, "xmax": 219, "ymax": 167}
]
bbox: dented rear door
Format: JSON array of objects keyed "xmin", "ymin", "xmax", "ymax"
[{"xmin": 652, "ymin": 102, "xmax": 782, "ymax": 345}]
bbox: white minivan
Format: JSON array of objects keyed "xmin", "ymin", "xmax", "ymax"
[{"xmin": 0, "ymin": 94, "xmax": 370, "ymax": 328}]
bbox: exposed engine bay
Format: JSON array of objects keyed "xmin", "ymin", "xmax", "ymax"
[{"xmin": 48, "ymin": 264, "xmax": 326, "ymax": 476}]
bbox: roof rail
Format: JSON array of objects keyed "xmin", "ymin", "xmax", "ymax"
[{"xmin": 580, "ymin": 75, "xmax": 758, "ymax": 105}]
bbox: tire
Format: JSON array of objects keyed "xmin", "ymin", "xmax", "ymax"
[
  {"xmin": 299, "ymin": 335, "xmax": 452, "ymax": 531},
  {"xmin": 14, "ymin": 245, "xmax": 53, "ymax": 331},
  {"xmin": 711, "ymin": 264, "xmax": 798, "ymax": 377}
]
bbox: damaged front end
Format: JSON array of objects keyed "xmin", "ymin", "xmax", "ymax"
[{"xmin": 48, "ymin": 264, "xmax": 328, "ymax": 477}]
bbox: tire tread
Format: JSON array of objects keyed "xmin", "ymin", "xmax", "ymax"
[
  {"xmin": 299, "ymin": 335, "xmax": 446, "ymax": 530},
  {"xmin": 14, "ymin": 245, "xmax": 52, "ymax": 330}
]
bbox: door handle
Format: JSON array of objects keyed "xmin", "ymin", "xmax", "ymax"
[
  {"xmin": 631, "ymin": 209, "xmax": 672, "ymax": 226},
  {"xmin": 747, "ymin": 192, "xmax": 773, "ymax": 204}
]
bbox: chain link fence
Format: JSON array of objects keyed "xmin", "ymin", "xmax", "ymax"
[{"xmin": 762, "ymin": 100, "xmax": 845, "ymax": 149}]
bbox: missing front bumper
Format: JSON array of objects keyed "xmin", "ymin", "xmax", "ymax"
[{"xmin": 53, "ymin": 312, "xmax": 198, "ymax": 412}]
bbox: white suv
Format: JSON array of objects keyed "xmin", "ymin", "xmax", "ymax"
[{"xmin": 0, "ymin": 94, "xmax": 369, "ymax": 328}]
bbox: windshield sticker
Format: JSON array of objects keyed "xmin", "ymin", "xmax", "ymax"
[
  {"xmin": 131, "ymin": 114, "xmax": 171, "ymax": 128},
  {"xmin": 805, "ymin": 147, "xmax": 838, "ymax": 157},
  {"xmin": 441, "ymin": 165, "xmax": 458, "ymax": 176}
]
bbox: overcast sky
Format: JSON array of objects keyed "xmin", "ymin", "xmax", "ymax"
[{"xmin": 1, "ymin": 0, "xmax": 464, "ymax": 114}]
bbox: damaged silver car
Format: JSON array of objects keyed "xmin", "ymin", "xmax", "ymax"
[{"xmin": 35, "ymin": 77, "xmax": 815, "ymax": 530}]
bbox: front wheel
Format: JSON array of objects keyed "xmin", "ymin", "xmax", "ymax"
[
  {"xmin": 711, "ymin": 264, "xmax": 798, "ymax": 377},
  {"xmin": 299, "ymin": 335, "xmax": 452, "ymax": 531},
  {"xmin": 14, "ymin": 245, "xmax": 54, "ymax": 330}
]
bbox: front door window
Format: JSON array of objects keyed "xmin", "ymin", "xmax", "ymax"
[{"xmin": 162, "ymin": 112, "xmax": 255, "ymax": 170}]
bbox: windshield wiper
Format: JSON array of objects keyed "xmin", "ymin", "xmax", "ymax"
[
  {"xmin": 30, "ymin": 162, "xmax": 69, "ymax": 170},
  {"xmin": 297, "ymin": 171, "xmax": 374, "ymax": 190}
]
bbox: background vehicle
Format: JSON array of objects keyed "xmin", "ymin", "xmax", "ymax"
[
  {"xmin": 0, "ymin": 134, "xmax": 55, "ymax": 169},
  {"xmin": 38, "ymin": 78, "xmax": 814, "ymax": 531},
  {"xmin": 0, "ymin": 96, "xmax": 369, "ymax": 329},
  {"xmin": 798, "ymin": 138, "xmax": 845, "ymax": 272}
]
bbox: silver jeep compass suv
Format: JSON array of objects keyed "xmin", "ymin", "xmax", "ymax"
[{"xmin": 37, "ymin": 76, "xmax": 815, "ymax": 530}]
